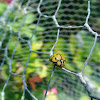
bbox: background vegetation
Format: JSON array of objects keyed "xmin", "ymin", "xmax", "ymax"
[{"xmin": 0, "ymin": 0, "xmax": 100, "ymax": 100}]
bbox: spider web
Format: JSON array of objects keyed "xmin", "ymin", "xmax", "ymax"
[{"xmin": 0, "ymin": 0, "xmax": 100, "ymax": 100}]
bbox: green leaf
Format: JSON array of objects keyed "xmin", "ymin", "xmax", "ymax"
[
  {"xmin": 57, "ymin": 92, "xmax": 74, "ymax": 100},
  {"xmin": 69, "ymin": 34, "xmax": 78, "ymax": 55},
  {"xmin": 21, "ymin": 28, "xmax": 32, "ymax": 38},
  {"xmin": 24, "ymin": 14, "xmax": 35, "ymax": 24},
  {"xmin": 28, "ymin": 59, "xmax": 48, "ymax": 78},
  {"xmin": 0, "ymin": 3, "xmax": 7, "ymax": 15},
  {"xmin": 91, "ymin": 43, "xmax": 100, "ymax": 63},
  {"xmin": 37, "ymin": 64, "xmax": 47, "ymax": 78},
  {"xmin": 31, "ymin": 40, "xmax": 43, "ymax": 50},
  {"xmin": 28, "ymin": 25, "xmax": 45, "ymax": 31},
  {"xmin": 80, "ymin": 95, "xmax": 90, "ymax": 100},
  {"xmin": 65, "ymin": 63, "xmax": 76, "ymax": 72},
  {"xmin": 1, "ymin": 65, "xmax": 9, "ymax": 80},
  {"xmin": 74, "ymin": 61, "xmax": 93, "ymax": 74}
]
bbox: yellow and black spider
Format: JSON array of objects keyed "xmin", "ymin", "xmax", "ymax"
[{"xmin": 49, "ymin": 53, "xmax": 65, "ymax": 68}]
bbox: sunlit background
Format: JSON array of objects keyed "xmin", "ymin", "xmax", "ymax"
[{"xmin": 0, "ymin": 0, "xmax": 100, "ymax": 100}]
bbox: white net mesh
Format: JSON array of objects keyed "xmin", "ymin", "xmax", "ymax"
[{"xmin": 0, "ymin": 0, "xmax": 100, "ymax": 100}]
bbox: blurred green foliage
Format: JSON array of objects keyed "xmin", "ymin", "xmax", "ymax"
[
  {"xmin": 0, "ymin": 1, "xmax": 100, "ymax": 100},
  {"xmin": 0, "ymin": 3, "xmax": 7, "ymax": 15}
]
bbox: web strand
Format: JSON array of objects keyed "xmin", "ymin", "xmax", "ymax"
[
  {"xmin": 44, "ymin": 65, "xmax": 56, "ymax": 100},
  {"xmin": 0, "ymin": 0, "xmax": 100, "ymax": 100}
]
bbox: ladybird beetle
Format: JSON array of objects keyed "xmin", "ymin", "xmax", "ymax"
[{"xmin": 49, "ymin": 53, "xmax": 65, "ymax": 68}]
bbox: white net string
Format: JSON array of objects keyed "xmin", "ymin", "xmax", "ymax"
[{"xmin": 0, "ymin": 0, "xmax": 100, "ymax": 100}]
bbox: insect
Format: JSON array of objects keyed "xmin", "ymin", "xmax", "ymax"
[{"xmin": 49, "ymin": 53, "xmax": 65, "ymax": 68}]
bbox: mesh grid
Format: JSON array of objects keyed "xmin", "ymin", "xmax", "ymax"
[{"xmin": 0, "ymin": 0, "xmax": 100, "ymax": 100}]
